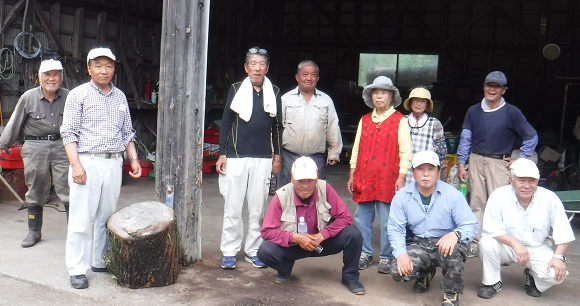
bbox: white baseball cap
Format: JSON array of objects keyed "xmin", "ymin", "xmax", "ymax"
[
  {"xmin": 291, "ymin": 156, "xmax": 318, "ymax": 180},
  {"xmin": 510, "ymin": 158, "xmax": 540, "ymax": 179},
  {"xmin": 412, "ymin": 151, "xmax": 440, "ymax": 168},
  {"xmin": 38, "ymin": 59, "xmax": 63, "ymax": 73},
  {"xmin": 87, "ymin": 47, "xmax": 116, "ymax": 63}
]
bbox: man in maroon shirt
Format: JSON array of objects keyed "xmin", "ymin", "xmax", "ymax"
[{"xmin": 258, "ymin": 157, "xmax": 365, "ymax": 294}]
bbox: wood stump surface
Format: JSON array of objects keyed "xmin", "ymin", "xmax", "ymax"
[{"xmin": 106, "ymin": 201, "xmax": 180, "ymax": 289}]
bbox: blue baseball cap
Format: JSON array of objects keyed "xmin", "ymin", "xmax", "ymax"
[{"xmin": 484, "ymin": 71, "xmax": 508, "ymax": 88}]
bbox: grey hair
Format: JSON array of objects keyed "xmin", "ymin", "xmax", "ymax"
[
  {"xmin": 245, "ymin": 46, "xmax": 270, "ymax": 65},
  {"xmin": 297, "ymin": 60, "xmax": 319, "ymax": 75},
  {"xmin": 509, "ymin": 168, "xmax": 516, "ymax": 180}
]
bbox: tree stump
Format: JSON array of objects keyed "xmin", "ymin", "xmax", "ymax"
[{"xmin": 105, "ymin": 201, "xmax": 181, "ymax": 289}]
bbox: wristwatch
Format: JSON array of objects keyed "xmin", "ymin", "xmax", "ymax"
[
  {"xmin": 129, "ymin": 156, "xmax": 139, "ymax": 163},
  {"xmin": 454, "ymin": 230, "xmax": 462, "ymax": 242},
  {"xmin": 553, "ymin": 255, "xmax": 566, "ymax": 262}
]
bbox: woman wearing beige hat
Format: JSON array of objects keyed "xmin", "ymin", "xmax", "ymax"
[
  {"xmin": 403, "ymin": 87, "xmax": 447, "ymax": 185},
  {"xmin": 347, "ymin": 76, "xmax": 412, "ymax": 273}
]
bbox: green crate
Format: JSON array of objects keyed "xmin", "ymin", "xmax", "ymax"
[
  {"xmin": 554, "ymin": 190, "xmax": 580, "ymax": 211},
  {"xmin": 445, "ymin": 133, "xmax": 461, "ymax": 155}
]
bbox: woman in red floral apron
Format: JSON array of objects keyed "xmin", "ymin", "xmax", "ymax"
[{"xmin": 347, "ymin": 76, "xmax": 412, "ymax": 274}]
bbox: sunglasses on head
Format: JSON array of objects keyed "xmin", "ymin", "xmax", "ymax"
[{"xmin": 248, "ymin": 48, "xmax": 267, "ymax": 55}]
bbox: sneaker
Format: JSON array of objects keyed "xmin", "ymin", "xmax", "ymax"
[
  {"xmin": 477, "ymin": 281, "xmax": 502, "ymax": 299},
  {"xmin": 245, "ymin": 255, "xmax": 267, "ymax": 268},
  {"xmin": 91, "ymin": 266, "xmax": 108, "ymax": 273},
  {"xmin": 442, "ymin": 292, "xmax": 459, "ymax": 306},
  {"xmin": 358, "ymin": 254, "xmax": 373, "ymax": 270},
  {"xmin": 70, "ymin": 275, "xmax": 88, "ymax": 289},
  {"xmin": 341, "ymin": 278, "xmax": 365, "ymax": 295},
  {"xmin": 413, "ymin": 268, "xmax": 436, "ymax": 293},
  {"xmin": 274, "ymin": 273, "xmax": 291, "ymax": 284},
  {"xmin": 378, "ymin": 258, "xmax": 391, "ymax": 274},
  {"xmin": 524, "ymin": 268, "xmax": 541, "ymax": 297},
  {"xmin": 221, "ymin": 256, "xmax": 236, "ymax": 269}
]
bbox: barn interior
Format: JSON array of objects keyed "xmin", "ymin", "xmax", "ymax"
[{"xmin": 0, "ymin": 0, "xmax": 580, "ymax": 305}]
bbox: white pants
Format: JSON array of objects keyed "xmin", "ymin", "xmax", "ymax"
[
  {"xmin": 479, "ymin": 236, "xmax": 567, "ymax": 292},
  {"xmin": 66, "ymin": 154, "xmax": 122, "ymax": 276},
  {"xmin": 219, "ymin": 157, "xmax": 272, "ymax": 257}
]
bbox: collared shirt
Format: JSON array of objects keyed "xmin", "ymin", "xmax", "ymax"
[
  {"xmin": 61, "ymin": 80, "xmax": 136, "ymax": 153},
  {"xmin": 261, "ymin": 183, "xmax": 353, "ymax": 247},
  {"xmin": 281, "ymin": 87, "xmax": 343, "ymax": 160},
  {"xmin": 349, "ymin": 107, "xmax": 412, "ymax": 174},
  {"xmin": 482, "ymin": 185, "xmax": 575, "ymax": 247},
  {"xmin": 388, "ymin": 180, "xmax": 479, "ymax": 258},
  {"xmin": 0, "ymin": 86, "xmax": 69, "ymax": 149},
  {"xmin": 456, "ymin": 97, "xmax": 538, "ymax": 164}
]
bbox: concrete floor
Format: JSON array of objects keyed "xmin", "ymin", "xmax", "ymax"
[{"xmin": 1, "ymin": 163, "xmax": 579, "ymax": 306}]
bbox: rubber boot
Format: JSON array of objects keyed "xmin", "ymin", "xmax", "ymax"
[
  {"xmin": 21, "ymin": 205, "xmax": 43, "ymax": 248},
  {"xmin": 64, "ymin": 203, "xmax": 70, "ymax": 224}
]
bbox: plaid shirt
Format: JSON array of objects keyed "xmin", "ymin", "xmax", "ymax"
[
  {"xmin": 61, "ymin": 80, "xmax": 136, "ymax": 153},
  {"xmin": 405, "ymin": 115, "xmax": 447, "ymax": 185}
]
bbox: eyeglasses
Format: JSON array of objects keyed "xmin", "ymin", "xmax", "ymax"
[{"xmin": 248, "ymin": 48, "xmax": 267, "ymax": 55}]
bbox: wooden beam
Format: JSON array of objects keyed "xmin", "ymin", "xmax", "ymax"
[
  {"xmin": 96, "ymin": 12, "xmax": 107, "ymax": 45},
  {"xmin": 114, "ymin": 37, "xmax": 143, "ymax": 109},
  {"xmin": 156, "ymin": 0, "xmax": 210, "ymax": 264},
  {"xmin": 49, "ymin": 2, "xmax": 60, "ymax": 52},
  {"xmin": 34, "ymin": 1, "xmax": 82, "ymax": 86},
  {"xmin": 444, "ymin": 0, "xmax": 502, "ymax": 45},
  {"xmin": 73, "ymin": 7, "xmax": 84, "ymax": 72},
  {"xmin": 0, "ymin": 0, "xmax": 25, "ymax": 35}
]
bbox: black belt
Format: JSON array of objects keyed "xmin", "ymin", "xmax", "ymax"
[
  {"xmin": 473, "ymin": 152, "xmax": 510, "ymax": 160},
  {"xmin": 25, "ymin": 134, "xmax": 61, "ymax": 141}
]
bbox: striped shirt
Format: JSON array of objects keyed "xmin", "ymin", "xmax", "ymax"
[{"xmin": 60, "ymin": 80, "xmax": 136, "ymax": 153}]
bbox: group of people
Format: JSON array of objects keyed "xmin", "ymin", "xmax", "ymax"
[
  {"xmin": 0, "ymin": 47, "xmax": 142, "ymax": 290},
  {"xmin": 0, "ymin": 44, "xmax": 573, "ymax": 302},
  {"xmin": 216, "ymin": 46, "xmax": 575, "ymax": 305}
]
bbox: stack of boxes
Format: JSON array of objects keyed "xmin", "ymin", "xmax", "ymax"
[{"xmin": 203, "ymin": 129, "xmax": 220, "ymax": 173}]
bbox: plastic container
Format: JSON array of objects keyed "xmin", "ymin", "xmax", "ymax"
[
  {"xmin": 124, "ymin": 158, "xmax": 154, "ymax": 177},
  {"xmin": 202, "ymin": 158, "xmax": 217, "ymax": 173},
  {"xmin": 298, "ymin": 216, "xmax": 308, "ymax": 234},
  {"xmin": 204, "ymin": 129, "xmax": 219, "ymax": 144},
  {"xmin": 0, "ymin": 144, "xmax": 24, "ymax": 169}
]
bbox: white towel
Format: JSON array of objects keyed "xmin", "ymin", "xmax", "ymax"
[{"xmin": 230, "ymin": 76, "xmax": 277, "ymax": 122}]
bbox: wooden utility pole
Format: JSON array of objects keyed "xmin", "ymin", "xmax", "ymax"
[{"xmin": 156, "ymin": 0, "xmax": 210, "ymax": 265}]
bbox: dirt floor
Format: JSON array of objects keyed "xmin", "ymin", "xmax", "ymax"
[{"xmin": 1, "ymin": 163, "xmax": 579, "ymax": 306}]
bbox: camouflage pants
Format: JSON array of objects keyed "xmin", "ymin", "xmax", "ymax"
[{"xmin": 389, "ymin": 236, "xmax": 470, "ymax": 293}]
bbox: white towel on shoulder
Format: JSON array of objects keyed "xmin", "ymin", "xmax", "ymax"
[{"xmin": 230, "ymin": 76, "xmax": 277, "ymax": 122}]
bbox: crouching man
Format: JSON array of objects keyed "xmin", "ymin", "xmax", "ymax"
[
  {"xmin": 388, "ymin": 151, "xmax": 479, "ymax": 306},
  {"xmin": 477, "ymin": 158, "xmax": 575, "ymax": 299},
  {"xmin": 258, "ymin": 156, "xmax": 365, "ymax": 295}
]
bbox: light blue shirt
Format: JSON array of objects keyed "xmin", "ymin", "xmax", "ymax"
[{"xmin": 388, "ymin": 180, "xmax": 479, "ymax": 258}]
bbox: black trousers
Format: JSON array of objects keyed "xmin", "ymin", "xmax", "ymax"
[{"xmin": 257, "ymin": 225, "xmax": 363, "ymax": 283}]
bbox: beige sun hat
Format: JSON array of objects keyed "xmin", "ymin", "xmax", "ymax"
[
  {"xmin": 403, "ymin": 88, "xmax": 434, "ymax": 113},
  {"xmin": 361, "ymin": 76, "xmax": 402, "ymax": 109}
]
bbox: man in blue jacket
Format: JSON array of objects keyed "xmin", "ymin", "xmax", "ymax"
[{"xmin": 388, "ymin": 151, "xmax": 479, "ymax": 306}]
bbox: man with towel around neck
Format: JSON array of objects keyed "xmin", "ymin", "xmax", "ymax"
[{"xmin": 217, "ymin": 46, "xmax": 283, "ymax": 270}]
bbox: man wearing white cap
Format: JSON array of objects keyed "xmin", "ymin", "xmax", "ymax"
[
  {"xmin": 0, "ymin": 59, "xmax": 70, "ymax": 248},
  {"xmin": 258, "ymin": 156, "xmax": 365, "ymax": 295},
  {"xmin": 477, "ymin": 158, "xmax": 574, "ymax": 299},
  {"xmin": 61, "ymin": 47, "xmax": 141, "ymax": 289},
  {"xmin": 388, "ymin": 151, "xmax": 478, "ymax": 306}
]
